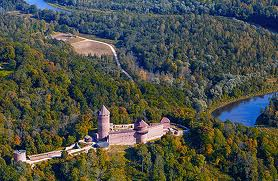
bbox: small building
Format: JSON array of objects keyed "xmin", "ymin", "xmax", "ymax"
[{"xmin": 84, "ymin": 135, "xmax": 93, "ymax": 142}]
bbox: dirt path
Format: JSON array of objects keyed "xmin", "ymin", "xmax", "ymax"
[
  {"xmin": 81, "ymin": 38, "xmax": 134, "ymax": 81},
  {"xmin": 52, "ymin": 33, "xmax": 133, "ymax": 81}
]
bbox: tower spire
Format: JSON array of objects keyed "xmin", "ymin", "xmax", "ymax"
[{"xmin": 99, "ymin": 105, "xmax": 110, "ymax": 116}]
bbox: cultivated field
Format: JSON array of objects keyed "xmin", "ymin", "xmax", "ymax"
[{"xmin": 52, "ymin": 33, "xmax": 113, "ymax": 57}]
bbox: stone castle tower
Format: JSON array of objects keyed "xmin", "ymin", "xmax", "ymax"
[
  {"xmin": 14, "ymin": 150, "xmax": 27, "ymax": 162},
  {"xmin": 98, "ymin": 105, "xmax": 110, "ymax": 140},
  {"xmin": 135, "ymin": 120, "xmax": 149, "ymax": 144}
]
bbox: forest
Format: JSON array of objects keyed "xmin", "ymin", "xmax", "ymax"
[
  {"xmin": 16, "ymin": 0, "xmax": 278, "ymax": 112},
  {"xmin": 0, "ymin": 0, "xmax": 277, "ymax": 180},
  {"xmin": 46, "ymin": 0, "xmax": 278, "ymax": 31},
  {"xmin": 256, "ymin": 95, "xmax": 278, "ymax": 127}
]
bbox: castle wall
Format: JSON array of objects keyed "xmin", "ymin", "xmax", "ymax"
[
  {"xmin": 28, "ymin": 151, "xmax": 61, "ymax": 161},
  {"xmin": 136, "ymin": 131, "xmax": 148, "ymax": 144},
  {"xmin": 109, "ymin": 130, "xmax": 136, "ymax": 145},
  {"xmin": 147, "ymin": 124, "xmax": 165, "ymax": 141},
  {"xmin": 109, "ymin": 123, "xmax": 168, "ymax": 145}
]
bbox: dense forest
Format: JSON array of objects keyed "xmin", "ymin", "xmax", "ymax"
[
  {"xmin": 0, "ymin": 0, "xmax": 277, "ymax": 180},
  {"xmin": 16, "ymin": 0, "xmax": 278, "ymax": 112},
  {"xmin": 46, "ymin": 0, "xmax": 278, "ymax": 31},
  {"xmin": 256, "ymin": 95, "xmax": 278, "ymax": 127}
]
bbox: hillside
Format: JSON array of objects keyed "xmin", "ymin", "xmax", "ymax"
[
  {"xmin": 0, "ymin": 0, "xmax": 277, "ymax": 180},
  {"xmin": 256, "ymin": 95, "xmax": 278, "ymax": 127},
  {"xmin": 47, "ymin": 0, "xmax": 278, "ymax": 31},
  {"xmin": 18, "ymin": 0, "xmax": 278, "ymax": 112}
]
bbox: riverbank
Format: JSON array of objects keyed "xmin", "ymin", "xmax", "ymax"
[
  {"xmin": 208, "ymin": 88, "xmax": 278, "ymax": 117},
  {"xmin": 47, "ymin": 2, "xmax": 72, "ymax": 12}
]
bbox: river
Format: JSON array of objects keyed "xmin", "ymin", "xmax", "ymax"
[
  {"xmin": 212, "ymin": 92, "xmax": 277, "ymax": 126},
  {"xmin": 24, "ymin": 0, "xmax": 62, "ymax": 11}
]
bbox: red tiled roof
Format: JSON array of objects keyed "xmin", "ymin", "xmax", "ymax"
[
  {"xmin": 160, "ymin": 117, "xmax": 170, "ymax": 123},
  {"xmin": 135, "ymin": 120, "xmax": 149, "ymax": 128}
]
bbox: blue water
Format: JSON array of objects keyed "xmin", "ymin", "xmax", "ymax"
[
  {"xmin": 24, "ymin": 0, "xmax": 62, "ymax": 11},
  {"xmin": 212, "ymin": 93, "xmax": 277, "ymax": 126}
]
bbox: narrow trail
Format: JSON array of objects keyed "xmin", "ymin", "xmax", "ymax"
[{"xmin": 78, "ymin": 37, "xmax": 134, "ymax": 81}]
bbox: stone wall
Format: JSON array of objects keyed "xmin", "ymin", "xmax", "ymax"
[
  {"xmin": 162, "ymin": 122, "xmax": 170, "ymax": 130},
  {"xmin": 108, "ymin": 119, "xmax": 171, "ymax": 145},
  {"xmin": 109, "ymin": 130, "xmax": 136, "ymax": 145},
  {"xmin": 147, "ymin": 124, "xmax": 165, "ymax": 141}
]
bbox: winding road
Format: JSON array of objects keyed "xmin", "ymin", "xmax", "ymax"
[
  {"xmin": 24, "ymin": 0, "xmax": 133, "ymax": 81},
  {"xmin": 53, "ymin": 33, "xmax": 134, "ymax": 81},
  {"xmin": 82, "ymin": 38, "xmax": 134, "ymax": 81}
]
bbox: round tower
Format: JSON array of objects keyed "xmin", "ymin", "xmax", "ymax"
[
  {"xmin": 14, "ymin": 150, "xmax": 26, "ymax": 162},
  {"xmin": 98, "ymin": 105, "xmax": 110, "ymax": 141},
  {"xmin": 135, "ymin": 120, "xmax": 149, "ymax": 144}
]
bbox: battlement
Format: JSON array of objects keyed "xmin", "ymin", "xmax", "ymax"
[{"xmin": 110, "ymin": 123, "xmax": 134, "ymax": 131}]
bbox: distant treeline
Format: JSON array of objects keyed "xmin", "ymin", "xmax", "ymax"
[{"xmin": 46, "ymin": 0, "xmax": 278, "ymax": 31}]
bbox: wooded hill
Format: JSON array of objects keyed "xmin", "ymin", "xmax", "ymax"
[
  {"xmin": 256, "ymin": 95, "xmax": 278, "ymax": 127},
  {"xmin": 0, "ymin": 0, "xmax": 277, "ymax": 180},
  {"xmin": 17, "ymin": 0, "xmax": 278, "ymax": 112},
  {"xmin": 46, "ymin": 0, "xmax": 278, "ymax": 31}
]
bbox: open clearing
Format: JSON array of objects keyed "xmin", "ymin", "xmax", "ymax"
[
  {"xmin": 52, "ymin": 33, "xmax": 113, "ymax": 57},
  {"xmin": 52, "ymin": 33, "xmax": 133, "ymax": 80},
  {"xmin": 71, "ymin": 40, "xmax": 113, "ymax": 57}
]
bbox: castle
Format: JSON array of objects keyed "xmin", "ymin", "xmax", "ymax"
[
  {"xmin": 14, "ymin": 105, "xmax": 182, "ymax": 163},
  {"xmin": 97, "ymin": 105, "xmax": 171, "ymax": 145}
]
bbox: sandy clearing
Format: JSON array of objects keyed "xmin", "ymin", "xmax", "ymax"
[
  {"xmin": 71, "ymin": 39, "xmax": 113, "ymax": 56},
  {"xmin": 52, "ymin": 33, "xmax": 133, "ymax": 80},
  {"xmin": 52, "ymin": 33, "xmax": 113, "ymax": 57}
]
